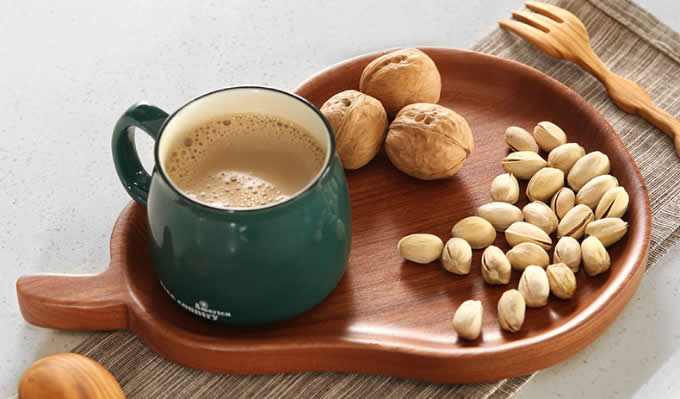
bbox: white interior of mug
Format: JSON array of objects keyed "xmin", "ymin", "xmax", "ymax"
[{"xmin": 156, "ymin": 87, "xmax": 332, "ymax": 210}]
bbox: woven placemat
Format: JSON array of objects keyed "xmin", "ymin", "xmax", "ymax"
[{"xmin": 73, "ymin": 0, "xmax": 680, "ymax": 397}]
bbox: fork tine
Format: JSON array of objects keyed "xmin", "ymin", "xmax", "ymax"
[
  {"xmin": 498, "ymin": 19, "xmax": 562, "ymax": 59},
  {"xmin": 525, "ymin": 1, "xmax": 569, "ymax": 23},
  {"xmin": 512, "ymin": 11, "xmax": 554, "ymax": 32}
]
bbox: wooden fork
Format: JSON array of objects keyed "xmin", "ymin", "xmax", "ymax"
[{"xmin": 500, "ymin": 1, "xmax": 680, "ymax": 155}]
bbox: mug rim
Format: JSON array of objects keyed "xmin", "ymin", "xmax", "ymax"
[{"xmin": 153, "ymin": 85, "xmax": 336, "ymax": 213}]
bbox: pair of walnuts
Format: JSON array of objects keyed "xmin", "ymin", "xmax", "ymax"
[{"xmin": 320, "ymin": 48, "xmax": 474, "ymax": 180}]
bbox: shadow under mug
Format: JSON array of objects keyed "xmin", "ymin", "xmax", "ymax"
[{"xmin": 112, "ymin": 86, "xmax": 352, "ymax": 325}]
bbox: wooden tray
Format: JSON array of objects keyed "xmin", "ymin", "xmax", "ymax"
[{"xmin": 17, "ymin": 48, "xmax": 651, "ymax": 383}]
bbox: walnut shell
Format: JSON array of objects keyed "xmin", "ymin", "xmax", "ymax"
[
  {"xmin": 359, "ymin": 48, "xmax": 441, "ymax": 118},
  {"xmin": 320, "ymin": 90, "xmax": 388, "ymax": 169},
  {"xmin": 385, "ymin": 103, "xmax": 473, "ymax": 180}
]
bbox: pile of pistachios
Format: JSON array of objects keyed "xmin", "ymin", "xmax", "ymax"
[{"xmin": 397, "ymin": 121, "xmax": 629, "ymax": 341}]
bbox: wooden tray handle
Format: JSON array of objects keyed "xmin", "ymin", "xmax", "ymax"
[{"xmin": 16, "ymin": 269, "xmax": 128, "ymax": 331}]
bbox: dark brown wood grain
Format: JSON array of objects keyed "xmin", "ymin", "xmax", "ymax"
[{"xmin": 16, "ymin": 48, "xmax": 651, "ymax": 383}]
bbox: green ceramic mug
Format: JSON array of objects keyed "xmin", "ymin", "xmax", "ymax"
[{"xmin": 112, "ymin": 86, "xmax": 351, "ymax": 325}]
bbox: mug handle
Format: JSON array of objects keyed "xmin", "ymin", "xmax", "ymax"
[{"xmin": 112, "ymin": 103, "xmax": 169, "ymax": 206}]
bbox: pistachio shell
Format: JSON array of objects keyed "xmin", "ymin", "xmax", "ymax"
[
  {"xmin": 506, "ymin": 242, "xmax": 550, "ymax": 270},
  {"xmin": 481, "ymin": 245, "xmax": 512, "ymax": 285},
  {"xmin": 497, "ymin": 289, "xmax": 526, "ymax": 333},
  {"xmin": 576, "ymin": 175, "xmax": 619, "ymax": 209},
  {"xmin": 547, "ymin": 143, "xmax": 585, "ymax": 173},
  {"xmin": 556, "ymin": 204, "xmax": 594, "ymax": 239},
  {"xmin": 546, "ymin": 263, "xmax": 577, "ymax": 299},
  {"xmin": 451, "ymin": 216, "xmax": 496, "ymax": 249},
  {"xmin": 452, "ymin": 300, "xmax": 483, "ymax": 340},
  {"xmin": 491, "ymin": 173, "xmax": 520, "ymax": 204},
  {"xmin": 526, "ymin": 167, "xmax": 565, "ymax": 202},
  {"xmin": 585, "ymin": 217, "xmax": 628, "ymax": 247},
  {"xmin": 581, "ymin": 236, "xmax": 611, "ymax": 277},
  {"xmin": 553, "ymin": 236, "xmax": 582, "ymax": 272},
  {"xmin": 595, "ymin": 186, "xmax": 629, "ymax": 219},
  {"xmin": 477, "ymin": 202, "xmax": 524, "ymax": 232},
  {"xmin": 505, "ymin": 221, "xmax": 552, "ymax": 250},
  {"xmin": 534, "ymin": 121, "xmax": 567, "ymax": 152},
  {"xmin": 441, "ymin": 237, "xmax": 472, "ymax": 275},
  {"xmin": 502, "ymin": 151, "xmax": 547, "ymax": 180},
  {"xmin": 397, "ymin": 234, "xmax": 443, "ymax": 264},
  {"xmin": 505, "ymin": 126, "xmax": 538, "ymax": 152},
  {"xmin": 522, "ymin": 201, "xmax": 559, "ymax": 235},
  {"xmin": 550, "ymin": 187, "xmax": 576, "ymax": 219},
  {"xmin": 518, "ymin": 265, "xmax": 550, "ymax": 307},
  {"xmin": 567, "ymin": 151, "xmax": 611, "ymax": 191}
]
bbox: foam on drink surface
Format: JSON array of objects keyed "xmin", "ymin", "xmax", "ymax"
[{"xmin": 164, "ymin": 113, "xmax": 325, "ymax": 209}]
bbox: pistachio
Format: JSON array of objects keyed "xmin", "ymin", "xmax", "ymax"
[
  {"xmin": 481, "ymin": 245, "xmax": 511, "ymax": 285},
  {"xmin": 397, "ymin": 234, "xmax": 444, "ymax": 264},
  {"xmin": 477, "ymin": 202, "xmax": 523, "ymax": 232},
  {"xmin": 518, "ymin": 265, "xmax": 550, "ymax": 307},
  {"xmin": 556, "ymin": 204, "xmax": 594, "ymax": 240},
  {"xmin": 522, "ymin": 201, "xmax": 558, "ymax": 235},
  {"xmin": 452, "ymin": 299, "xmax": 483, "ymax": 340},
  {"xmin": 534, "ymin": 121, "xmax": 567, "ymax": 152},
  {"xmin": 491, "ymin": 173, "xmax": 520, "ymax": 204},
  {"xmin": 497, "ymin": 289, "xmax": 526, "ymax": 333},
  {"xmin": 441, "ymin": 237, "xmax": 472, "ymax": 275},
  {"xmin": 546, "ymin": 263, "xmax": 576, "ymax": 299},
  {"xmin": 505, "ymin": 221, "xmax": 552, "ymax": 250},
  {"xmin": 550, "ymin": 187, "xmax": 576, "ymax": 219},
  {"xmin": 553, "ymin": 236, "xmax": 582, "ymax": 272},
  {"xmin": 567, "ymin": 151, "xmax": 611, "ymax": 191},
  {"xmin": 576, "ymin": 175, "xmax": 619, "ymax": 209},
  {"xmin": 505, "ymin": 126, "xmax": 538, "ymax": 152},
  {"xmin": 595, "ymin": 186, "xmax": 629, "ymax": 219},
  {"xmin": 547, "ymin": 143, "xmax": 585, "ymax": 173},
  {"xmin": 581, "ymin": 236, "xmax": 611, "ymax": 277},
  {"xmin": 526, "ymin": 167, "xmax": 565, "ymax": 202},
  {"xmin": 451, "ymin": 216, "xmax": 496, "ymax": 249},
  {"xmin": 585, "ymin": 218, "xmax": 629, "ymax": 247},
  {"xmin": 502, "ymin": 151, "xmax": 547, "ymax": 180},
  {"xmin": 506, "ymin": 242, "xmax": 550, "ymax": 270}
]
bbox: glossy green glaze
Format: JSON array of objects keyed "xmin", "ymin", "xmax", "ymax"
[{"xmin": 112, "ymin": 88, "xmax": 351, "ymax": 325}]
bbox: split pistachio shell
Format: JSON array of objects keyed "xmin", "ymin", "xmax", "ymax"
[
  {"xmin": 497, "ymin": 289, "xmax": 526, "ymax": 333},
  {"xmin": 481, "ymin": 245, "xmax": 512, "ymax": 285},
  {"xmin": 557, "ymin": 204, "xmax": 594, "ymax": 239},
  {"xmin": 491, "ymin": 173, "xmax": 520, "ymax": 204},
  {"xmin": 595, "ymin": 186, "xmax": 629, "ymax": 219},
  {"xmin": 502, "ymin": 151, "xmax": 547, "ymax": 180},
  {"xmin": 534, "ymin": 121, "xmax": 567, "ymax": 152},
  {"xmin": 505, "ymin": 126, "xmax": 538, "ymax": 152},
  {"xmin": 477, "ymin": 202, "xmax": 524, "ymax": 232},
  {"xmin": 585, "ymin": 218, "xmax": 629, "ymax": 247},
  {"xmin": 551, "ymin": 187, "xmax": 575, "ymax": 219},
  {"xmin": 567, "ymin": 151, "xmax": 611, "ymax": 191},
  {"xmin": 547, "ymin": 143, "xmax": 585, "ymax": 173},
  {"xmin": 441, "ymin": 237, "xmax": 472, "ymax": 275},
  {"xmin": 451, "ymin": 216, "xmax": 496, "ymax": 249},
  {"xmin": 581, "ymin": 236, "xmax": 611, "ymax": 277},
  {"xmin": 453, "ymin": 300, "xmax": 483, "ymax": 340},
  {"xmin": 526, "ymin": 167, "xmax": 565, "ymax": 202},
  {"xmin": 546, "ymin": 263, "xmax": 577, "ymax": 299},
  {"xmin": 505, "ymin": 221, "xmax": 552, "ymax": 250},
  {"xmin": 576, "ymin": 175, "xmax": 619, "ymax": 209},
  {"xmin": 398, "ymin": 234, "xmax": 443, "ymax": 264},
  {"xmin": 518, "ymin": 265, "xmax": 550, "ymax": 307},
  {"xmin": 506, "ymin": 242, "xmax": 550, "ymax": 270},
  {"xmin": 522, "ymin": 201, "xmax": 558, "ymax": 235},
  {"xmin": 553, "ymin": 236, "xmax": 582, "ymax": 272}
]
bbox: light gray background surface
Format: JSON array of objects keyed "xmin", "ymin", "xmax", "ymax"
[{"xmin": 1, "ymin": 1, "xmax": 679, "ymax": 397}]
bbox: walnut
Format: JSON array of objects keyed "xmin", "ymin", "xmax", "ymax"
[
  {"xmin": 385, "ymin": 103, "xmax": 474, "ymax": 180},
  {"xmin": 359, "ymin": 48, "xmax": 441, "ymax": 118},
  {"xmin": 320, "ymin": 90, "xmax": 388, "ymax": 169}
]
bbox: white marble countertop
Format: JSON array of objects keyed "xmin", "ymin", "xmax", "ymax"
[{"xmin": 2, "ymin": 1, "xmax": 680, "ymax": 397}]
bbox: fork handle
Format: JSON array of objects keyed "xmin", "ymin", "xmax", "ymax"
[{"xmin": 575, "ymin": 51, "xmax": 680, "ymax": 155}]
